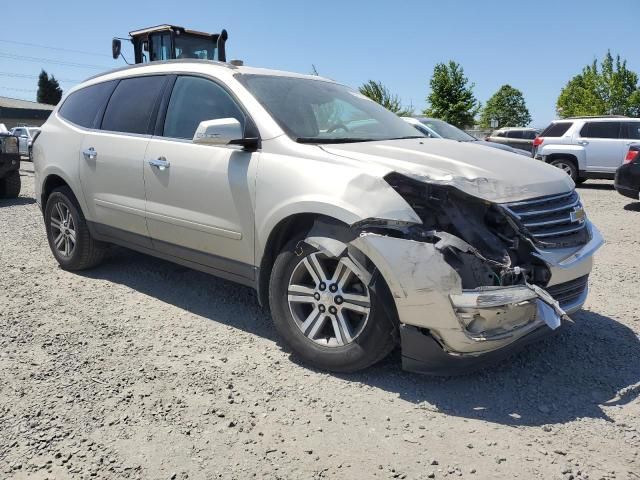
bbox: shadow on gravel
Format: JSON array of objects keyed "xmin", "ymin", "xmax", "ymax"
[
  {"xmin": 78, "ymin": 247, "xmax": 278, "ymax": 341},
  {"xmin": 623, "ymin": 202, "xmax": 640, "ymax": 212},
  {"xmin": 0, "ymin": 196, "xmax": 36, "ymax": 207},
  {"xmin": 76, "ymin": 249, "xmax": 639, "ymax": 427},
  {"xmin": 576, "ymin": 182, "xmax": 615, "ymax": 190},
  {"xmin": 346, "ymin": 310, "xmax": 640, "ymax": 427}
]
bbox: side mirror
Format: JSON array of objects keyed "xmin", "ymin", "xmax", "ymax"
[
  {"xmin": 193, "ymin": 118, "xmax": 243, "ymax": 146},
  {"xmin": 112, "ymin": 39, "xmax": 121, "ymax": 59}
]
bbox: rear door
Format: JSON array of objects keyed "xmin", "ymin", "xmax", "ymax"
[
  {"xmin": 622, "ymin": 122, "xmax": 640, "ymax": 158},
  {"xmin": 579, "ymin": 121, "xmax": 625, "ymax": 173},
  {"xmin": 78, "ymin": 75, "xmax": 167, "ymax": 246},
  {"xmin": 505, "ymin": 130, "xmax": 528, "ymax": 150},
  {"xmin": 142, "ymin": 75, "xmax": 258, "ymax": 282},
  {"xmin": 521, "ymin": 130, "xmax": 537, "ymax": 152}
]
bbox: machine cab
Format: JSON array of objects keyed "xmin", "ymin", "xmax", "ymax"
[{"xmin": 113, "ymin": 25, "xmax": 228, "ymax": 64}]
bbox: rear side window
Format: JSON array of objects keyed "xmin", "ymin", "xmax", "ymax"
[
  {"xmin": 522, "ymin": 130, "xmax": 537, "ymax": 139},
  {"xmin": 506, "ymin": 130, "xmax": 523, "ymax": 138},
  {"xmin": 58, "ymin": 81, "xmax": 116, "ymax": 128},
  {"xmin": 580, "ymin": 122, "xmax": 621, "ymax": 139},
  {"xmin": 101, "ymin": 76, "xmax": 166, "ymax": 135},
  {"xmin": 163, "ymin": 76, "xmax": 245, "ymax": 139},
  {"xmin": 623, "ymin": 122, "xmax": 640, "ymax": 140},
  {"xmin": 540, "ymin": 122, "xmax": 572, "ymax": 137}
]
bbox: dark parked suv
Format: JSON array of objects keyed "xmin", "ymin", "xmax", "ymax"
[
  {"xmin": 0, "ymin": 132, "xmax": 20, "ymax": 198},
  {"xmin": 615, "ymin": 144, "xmax": 640, "ymax": 200},
  {"xmin": 486, "ymin": 127, "xmax": 539, "ymax": 153}
]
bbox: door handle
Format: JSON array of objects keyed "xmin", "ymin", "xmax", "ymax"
[
  {"xmin": 577, "ymin": 140, "xmax": 589, "ymax": 146},
  {"xmin": 148, "ymin": 156, "xmax": 170, "ymax": 171},
  {"xmin": 82, "ymin": 147, "xmax": 97, "ymax": 160}
]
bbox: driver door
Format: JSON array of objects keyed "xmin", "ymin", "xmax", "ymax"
[{"xmin": 143, "ymin": 75, "xmax": 258, "ymax": 282}]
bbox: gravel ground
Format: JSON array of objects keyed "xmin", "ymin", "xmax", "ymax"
[{"xmin": 1, "ymin": 163, "xmax": 639, "ymax": 480}]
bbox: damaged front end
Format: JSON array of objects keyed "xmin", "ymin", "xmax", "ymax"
[{"xmin": 304, "ymin": 172, "xmax": 603, "ymax": 374}]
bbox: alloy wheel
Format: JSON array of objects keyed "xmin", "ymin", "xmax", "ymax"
[
  {"xmin": 50, "ymin": 201, "xmax": 76, "ymax": 258},
  {"xmin": 553, "ymin": 161, "xmax": 574, "ymax": 176},
  {"xmin": 287, "ymin": 252, "xmax": 371, "ymax": 347}
]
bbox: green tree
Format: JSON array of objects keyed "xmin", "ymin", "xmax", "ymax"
[
  {"xmin": 424, "ymin": 61, "xmax": 479, "ymax": 128},
  {"xmin": 557, "ymin": 51, "xmax": 640, "ymax": 118},
  {"xmin": 479, "ymin": 84, "xmax": 531, "ymax": 128},
  {"xmin": 37, "ymin": 70, "xmax": 63, "ymax": 105},
  {"xmin": 358, "ymin": 80, "xmax": 413, "ymax": 116}
]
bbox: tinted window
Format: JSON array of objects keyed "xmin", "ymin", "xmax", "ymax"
[
  {"xmin": 506, "ymin": 130, "xmax": 523, "ymax": 138},
  {"xmin": 522, "ymin": 130, "xmax": 537, "ymax": 139},
  {"xmin": 101, "ymin": 76, "xmax": 166, "ymax": 134},
  {"xmin": 580, "ymin": 122, "xmax": 621, "ymax": 139},
  {"xmin": 418, "ymin": 118, "xmax": 475, "ymax": 141},
  {"xmin": 540, "ymin": 122, "xmax": 572, "ymax": 137},
  {"xmin": 495, "ymin": 131, "xmax": 506, "ymax": 138},
  {"xmin": 623, "ymin": 122, "xmax": 640, "ymax": 140},
  {"xmin": 58, "ymin": 81, "xmax": 116, "ymax": 128},
  {"xmin": 163, "ymin": 76, "xmax": 246, "ymax": 139}
]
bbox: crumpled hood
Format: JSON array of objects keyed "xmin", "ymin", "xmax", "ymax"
[{"xmin": 321, "ymin": 138, "xmax": 574, "ymax": 203}]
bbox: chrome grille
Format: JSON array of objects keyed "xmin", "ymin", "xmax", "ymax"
[
  {"xmin": 502, "ymin": 191, "xmax": 588, "ymax": 247},
  {"xmin": 545, "ymin": 275, "xmax": 589, "ymax": 308}
]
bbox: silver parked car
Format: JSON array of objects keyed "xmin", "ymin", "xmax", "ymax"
[
  {"xmin": 10, "ymin": 126, "xmax": 41, "ymax": 158},
  {"xmin": 402, "ymin": 117, "xmax": 532, "ymax": 157},
  {"xmin": 33, "ymin": 60, "xmax": 602, "ymax": 374}
]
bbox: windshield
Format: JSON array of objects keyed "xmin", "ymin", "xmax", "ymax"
[
  {"xmin": 174, "ymin": 35, "xmax": 217, "ymax": 60},
  {"xmin": 417, "ymin": 118, "xmax": 476, "ymax": 142},
  {"xmin": 237, "ymin": 74, "xmax": 424, "ymax": 143}
]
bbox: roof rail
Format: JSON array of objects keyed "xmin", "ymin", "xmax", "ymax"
[
  {"xmin": 84, "ymin": 58, "xmax": 237, "ymax": 82},
  {"xmin": 563, "ymin": 115, "xmax": 629, "ymax": 119}
]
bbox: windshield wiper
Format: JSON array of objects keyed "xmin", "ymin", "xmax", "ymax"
[
  {"xmin": 296, "ymin": 137, "xmax": 378, "ymax": 144},
  {"xmin": 386, "ymin": 135, "xmax": 426, "ymax": 140}
]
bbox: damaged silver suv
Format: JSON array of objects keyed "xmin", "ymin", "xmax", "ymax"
[{"xmin": 33, "ymin": 60, "xmax": 603, "ymax": 374}]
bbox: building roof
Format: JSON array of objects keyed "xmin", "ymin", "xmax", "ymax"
[{"xmin": 0, "ymin": 96, "xmax": 55, "ymax": 111}]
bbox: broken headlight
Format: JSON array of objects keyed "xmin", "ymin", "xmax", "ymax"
[{"xmin": 382, "ymin": 172, "xmax": 551, "ymax": 288}]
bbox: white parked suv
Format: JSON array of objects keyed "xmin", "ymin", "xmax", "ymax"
[
  {"xmin": 533, "ymin": 116, "xmax": 640, "ymax": 183},
  {"xmin": 33, "ymin": 60, "xmax": 603, "ymax": 374}
]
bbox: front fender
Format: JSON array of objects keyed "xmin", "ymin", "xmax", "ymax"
[{"xmin": 254, "ymin": 150, "xmax": 420, "ymax": 261}]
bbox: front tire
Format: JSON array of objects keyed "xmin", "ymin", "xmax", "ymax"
[
  {"xmin": 0, "ymin": 171, "xmax": 21, "ymax": 198},
  {"xmin": 44, "ymin": 186, "xmax": 106, "ymax": 270},
  {"xmin": 269, "ymin": 237, "xmax": 397, "ymax": 372}
]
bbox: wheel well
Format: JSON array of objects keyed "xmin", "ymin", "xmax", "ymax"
[
  {"xmin": 257, "ymin": 213, "xmax": 347, "ymax": 309},
  {"xmin": 546, "ymin": 153, "xmax": 578, "ymax": 168},
  {"xmin": 41, "ymin": 175, "xmax": 69, "ymax": 207}
]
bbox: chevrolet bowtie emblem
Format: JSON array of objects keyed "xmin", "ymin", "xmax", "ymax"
[{"xmin": 570, "ymin": 206, "xmax": 586, "ymax": 223}]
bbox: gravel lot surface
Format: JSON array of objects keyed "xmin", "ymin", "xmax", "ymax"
[{"xmin": 1, "ymin": 163, "xmax": 639, "ymax": 480}]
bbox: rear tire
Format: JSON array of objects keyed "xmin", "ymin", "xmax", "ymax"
[
  {"xmin": 0, "ymin": 171, "xmax": 21, "ymax": 198},
  {"xmin": 269, "ymin": 236, "xmax": 397, "ymax": 372},
  {"xmin": 549, "ymin": 158, "xmax": 578, "ymax": 183},
  {"xmin": 44, "ymin": 186, "xmax": 106, "ymax": 270}
]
